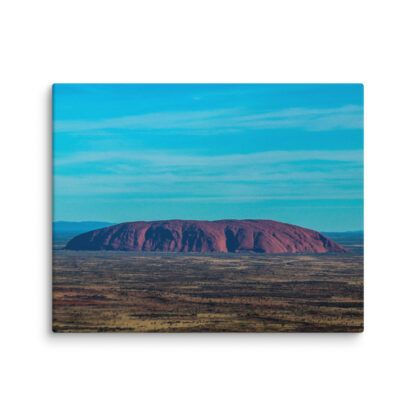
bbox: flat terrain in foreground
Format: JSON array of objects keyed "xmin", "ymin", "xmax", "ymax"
[{"xmin": 53, "ymin": 234, "xmax": 363, "ymax": 332}]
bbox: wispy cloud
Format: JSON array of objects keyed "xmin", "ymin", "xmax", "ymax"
[
  {"xmin": 54, "ymin": 105, "xmax": 363, "ymax": 134},
  {"xmin": 54, "ymin": 173, "xmax": 363, "ymax": 199},
  {"xmin": 54, "ymin": 148, "xmax": 363, "ymax": 201},
  {"xmin": 55, "ymin": 149, "xmax": 363, "ymax": 167},
  {"xmin": 54, "ymin": 109, "xmax": 237, "ymax": 133}
]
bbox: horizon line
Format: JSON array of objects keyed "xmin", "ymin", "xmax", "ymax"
[{"xmin": 53, "ymin": 220, "xmax": 363, "ymax": 233}]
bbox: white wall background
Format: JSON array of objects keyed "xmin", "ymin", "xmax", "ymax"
[{"xmin": 1, "ymin": 1, "xmax": 415, "ymax": 415}]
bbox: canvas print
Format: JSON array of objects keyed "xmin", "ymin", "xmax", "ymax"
[{"xmin": 52, "ymin": 84, "xmax": 363, "ymax": 332}]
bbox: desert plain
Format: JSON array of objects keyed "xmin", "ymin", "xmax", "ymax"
[{"xmin": 53, "ymin": 232, "xmax": 363, "ymax": 332}]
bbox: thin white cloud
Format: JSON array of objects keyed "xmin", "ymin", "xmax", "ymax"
[
  {"xmin": 54, "ymin": 163, "xmax": 363, "ymax": 198},
  {"xmin": 55, "ymin": 149, "xmax": 363, "ymax": 167},
  {"xmin": 54, "ymin": 109, "xmax": 237, "ymax": 133},
  {"xmin": 54, "ymin": 174, "xmax": 363, "ymax": 199},
  {"xmin": 54, "ymin": 148, "xmax": 362, "ymax": 201},
  {"xmin": 54, "ymin": 105, "xmax": 363, "ymax": 133}
]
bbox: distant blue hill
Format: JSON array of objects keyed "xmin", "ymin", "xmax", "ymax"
[
  {"xmin": 53, "ymin": 222, "xmax": 363, "ymax": 236},
  {"xmin": 53, "ymin": 221, "xmax": 115, "ymax": 235},
  {"xmin": 322, "ymin": 231, "xmax": 363, "ymax": 235}
]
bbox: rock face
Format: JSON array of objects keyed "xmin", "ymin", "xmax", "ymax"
[{"xmin": 65, "ymin": 219, "xmax": 346, "ymax": 253}]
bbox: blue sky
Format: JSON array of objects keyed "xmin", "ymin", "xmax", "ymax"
[{"xmin": 53, "ymin": 84, "xmax": 363, "ymax": 231}]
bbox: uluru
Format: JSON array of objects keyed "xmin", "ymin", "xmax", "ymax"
[{"xmin": 65, "ymin": 219, "xmax": 346, "ymax": 253}]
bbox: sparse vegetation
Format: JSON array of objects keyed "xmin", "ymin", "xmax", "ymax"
[{"xmin": 53, "ymin": 233, "xmax": 363, "ymax": 332}]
